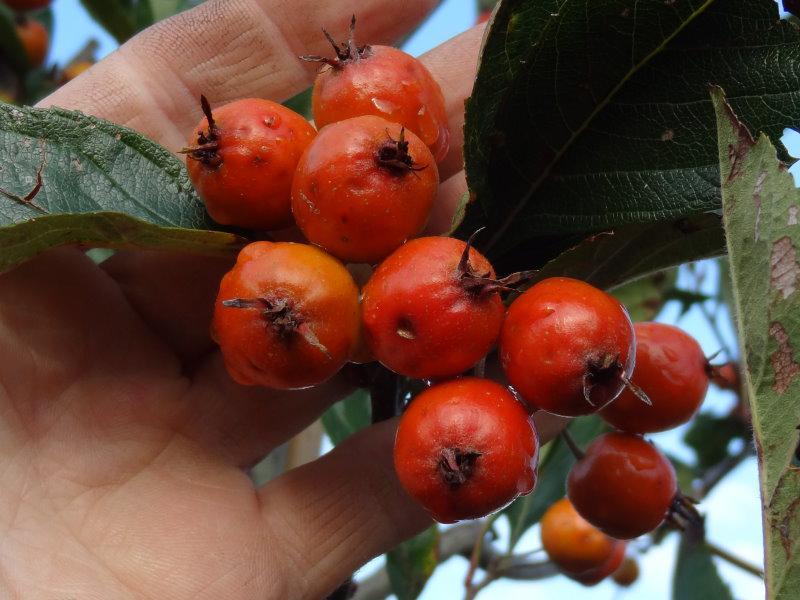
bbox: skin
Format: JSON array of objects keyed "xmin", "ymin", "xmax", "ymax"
[
  {"xmin": 16, "ymin": 19, "xmax": 48, "ymax": 68},
  {"xmin": 600, "ymin": 322, "xmax": 709, "ymax": 433},
  {"xmin": 393, "ymin": 378, "xmax": 539, "ymax": 523},
  {"xmin": 312, "ymin": 45, "xmax": 450, "ymax": 162},
  {"xmin": 291, "ymin": 115, "xmax": 438, "ymax": 264},
  {"xmin": 500, "ymin": 277, "xmax": 636, "ymax": 417},
  {"xmin": 0, "ymin": 2, "xmax": 568, "ymax": 598},
  {"xmin": 362, "ymin": 236, "xmax": 505, "ymax": 379},
  {"xmin": 567, "ymin": 432, "xmax": 677, "ymax": 540},
  {"xmin": 213, "ymin": 242, "xmax": 360, "ymax": 389},
  {"xmin": 187, "ymin": 98, "xmax": 317, "ymax": 230},
  {"xmin": 540, "ymin": 497, "xmax": 620, "ymax": 576}
]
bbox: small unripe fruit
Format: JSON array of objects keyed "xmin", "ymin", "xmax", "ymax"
[
  {"xmin": 500, "ymin": 277, "xmax": 635, "ymax": 417},
  {"xmin": 567, "ymin": 432, "xmax": 677, "ymax": 539},
  {"xmin": 600, "ymin": 322, "xmax": 709, "ymax": 433},
  {"xmin": 362, "ymin": 237, "xmax": 505, "ymax": 379},
  {"xmin": 612, "ymin": 557, "xmax": 640, "ymax": 587},
  {"xmin": 185, "ymin": 96, "xmax": 316, "ymax": 230},
  {"xmin": 292, "ymin": 115, "xmax": 437, "ymax": 264},
  {"xmin": 212, "ymin": 242, "xmax": 360, "ymax": 389},
  {"xmin": 394, "ymin": 378, "xmax": 538, "ymax": 523}
]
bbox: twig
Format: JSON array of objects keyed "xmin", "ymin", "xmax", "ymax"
[
  {"xmin": 694, "ymin": 445, "xmax": 754, "ymax": 498},
  {"xmin": 560, "ymin": 429, "xmax": 585, "ymax": 460},
  {"xmin": 463, "ymin": 517, "xmax": 495, "ymax": 599},
  {"xmin": 706, "ymin": 541, "xmax": 764, "ymax": 578}
]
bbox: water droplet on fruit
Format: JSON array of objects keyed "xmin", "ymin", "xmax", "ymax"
[{"xmin": 371, "ymin": 97, "xmax": 399, "ymax": 115}]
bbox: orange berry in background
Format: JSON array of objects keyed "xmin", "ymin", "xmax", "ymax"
[{"xmin": 16, "ymin": 18, "xmax": 48, "ymax": 68}]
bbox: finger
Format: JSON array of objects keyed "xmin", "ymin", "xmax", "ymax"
[
  {"xmin": 427, "ymin": 169, "xmax": 467, "ymax": 235},
  {"xmin": 258, "ymin": 419, "xmax": 430, "ymax": 599},
  {"xmin": 39, "ymin": 0, "xmax": 439, "ymax": 151},
  {"xmin": 180, "ymin": 353, "xmax": 354, "ymax": 467},
  {"xmin": 420, "ymin": 25, "xmax": 484, "ymax": 181}
]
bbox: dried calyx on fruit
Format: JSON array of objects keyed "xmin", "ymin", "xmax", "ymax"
[
  {"xmin": 183, "ymin": 95, "xmax": 316, "ymax": 230},
  {"xmin": 302, "ymin": 16, "xmax": 450, "ymax": 162},
  {"xmin": 362, "ymin": 233, "xmax": 534, "ymax": 379}
]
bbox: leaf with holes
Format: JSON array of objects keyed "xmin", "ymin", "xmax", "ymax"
[
  {"xmin": 0, "ymin": 103, "xmax": 243, "ymax": 273},
  {"xmin": 457, "ymin": 0, "xmax": 800, "ymax": 270},
  {"xmin": 714, "ymin": 86, "xmax": 800, "ymax": 599}
]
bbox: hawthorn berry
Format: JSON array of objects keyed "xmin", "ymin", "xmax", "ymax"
[
  {"xmin": 4, "ymin": 0, "xmax": 51, "ymax": 10},
  {"xmin": 394, "ymin": 378, "xmax": 538, "ymax": 523},
  {"xmin": 291, "ymin": 115, "xmax": 438, "ymax": 264},
  {"xmin": 303, "ymin": 17, "xmax": 450, "ymax": 162},
  {"xmin": 711, "ymin": 361, "xmax": 740, "ymax": 392},
  {"xmin": 16, "ymin": 18, "xmax": 47, "ymax": 68},
  {"xmin": 500, "ymin": 277, "xmax": 636, "ymax": 417},
  {"xmin": 184, "ymin": 96, "xmax": 316, "ymax": 230},
  {"xmin": 361, "ymin": 236, "xmax": 507, "ymax": 379},
  {"xmin": 612, "ymin": 557, "xmax": 640, "ymax": 587},
  {"xmin": 540, "ymin": 497, "xmax": 625, "ymax": 583},
  {"xmin": 212, "ymin": 241, "xmax": 360, "ymax": 389},
  {"xmin": 567, "ymin": 432, "xmax": 677, "ymax": 539},
  {"xmin": 601, "ymin": 322, "xmax": 709, "ymax": 433},
  {"xmin": 572, "ymin": 539, "xmax": 627, "ymax": 586}
]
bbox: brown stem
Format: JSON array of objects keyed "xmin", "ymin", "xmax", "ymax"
[
  {"xmin": 560, "ymin": 430, "xmax": 585, "ymax": 461},
  {"xmin": 705, "ymin": 541, "xmax": 764, "ymax": 578}
]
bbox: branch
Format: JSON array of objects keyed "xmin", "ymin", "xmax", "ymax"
[{"xmin": 706, "ymin": 541, "xmax": 764, "ymax": 579}]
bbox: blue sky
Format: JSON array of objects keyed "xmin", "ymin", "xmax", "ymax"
[{"xmin": 46, "ymin": 0, "xmax": 773, "ymax": 598}]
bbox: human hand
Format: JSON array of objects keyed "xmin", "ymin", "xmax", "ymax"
[{"xmin": 0, "ymin": 2, "xmax": 564, "ymax": 598}]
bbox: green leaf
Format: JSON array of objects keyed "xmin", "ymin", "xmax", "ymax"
[
  {"xmin": 673, "ymin": 533, "xmax": 733, "ymax": 600},
  {"xmin": 714, "ymin": 86, "xmax": 800, "ymax": 600},
  {"xmin": 613, "ymin": 268, "xmax": 677, "ymax": 322},
  {"xmin": 520, "ymin": 214, "xmax": 724, "ymax": 291},
  {"xmin": 503, "ymin": 416, "xmax": 606, "ymax": 549},
  {"xmin": 320, "ymin": 389, "xmax": 371, "ymax": 446},
  {"xmin": 683, "ymin": 414, "xmax": 748, "ymax": 469},
  {"xmin": 0, "ymin": 103, "xmax": 243, "ymax": 273},
  {"xmin": 458, "ymin": 0, "xmax": 800, "ymax": 268},
  {"xmin": 386, "ymin": 526, "xmax": 439, "ymax": 600},
  {"xmin": 283, "ymin": 87, "xmax": 313, "ymax": 121},
  {"xmin": 79, "ymin": 0, "xmax": 138, "ymax": 43},
  {"xmin": 0, "ymin": 5, "xmax": 30, "ymax": 74}
]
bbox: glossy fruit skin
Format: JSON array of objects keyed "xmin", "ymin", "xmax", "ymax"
[
  {"xmin": 500, "ymin": 277, "xmax": 635, "ymax": 417},
  {"xmin": 4, "ymin": 0, "xmax": 51, "ymax": 10},
  {"xmin": 187, "ymin": 98, "xmax": 316, "ymax": 230},
  {"xmin": 311, "ymin": 46, "xmax": 449, "ymax": 162},
  {"xmin": 212, "ymin": 242, "xmax": 360, "ymax": 389},
  {"xmin": 362, "ymin": 237, "xmax": 504, "ymax": 379},
  {"xmin": 573, "ymin": 539, "xmax": 627, "ymax": 586},
  {"xmin": 567, "ymin": 432, "xmax": 677, "ymax": 539},
  {"xmin": 541, "ymin": 497, "xmax": 621, "ymax": 577},
  {"xmin": 16, "ymin": 19, "xmax": 48, "ymax": 68},
  {"xmin": 394, "ymin": 378, "xmax": 538, "ymax": 523},
  {"xmin": 292, "ymin": 115, "xmax": 438, "ymax": 264},
  {"xmin": 601, "ymin": 322, "xmax": 709, "ymax": 433}
]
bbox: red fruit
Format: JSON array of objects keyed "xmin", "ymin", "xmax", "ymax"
[
  {"xmin": 477, "ymin": 10, "xmax": 492, "ymax": 24},
  {"xmin": 361, "ymin": 237, "xmax": 505, "ymax": 379},
  {"xmin": 600, "ymin": 322, "xmax": 709, "ymax": 433},
  {"xmin": 394, "ymin": 378, "xmax": 538, "ymax": 523},
  {"xmin": 567, "ymin": 432, "xmax": 677, "ymax": 539},
  {"xmin": 212, "ymin": 242, "xmax": 360, "ymax": 389},
  {"xmin": 291, "ymin": 115, "xmax": 438, "ymax": 264},
  {"xmin": 573, "ymin": 540, "xmax": 627, "ymax": 586},
  {"xmin": 305, "ymin": 18, "xmax": 450, "ymax": 162},
  {"xmin": 612, "ymin": 557, "xmax": 640, "ymax": 587},
  {"xmin": 540, "ymin": 497, "xmax": 623, "ymax": 578},
  {"xmin": 711, "ymin": 361, "xmax": 740, "ymax": 392},
  {"xmin": 4, "ymin": 0, "xmax": 51, "ymax": 10},
  {"xmin": 500, "ymin": 277, "xmax": 635, "ymax": 417},
  {"xmin": 185, "ymin": 96, "xmax": 316, "ymax": 230},
  {"xmin": 16, "ymin": 18, "xmax": 48, "ymax": 68}
]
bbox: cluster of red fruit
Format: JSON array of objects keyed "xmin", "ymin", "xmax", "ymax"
[{"xmin": 187, "ymin": 20, "xmax": 712, "ymax": 584}]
